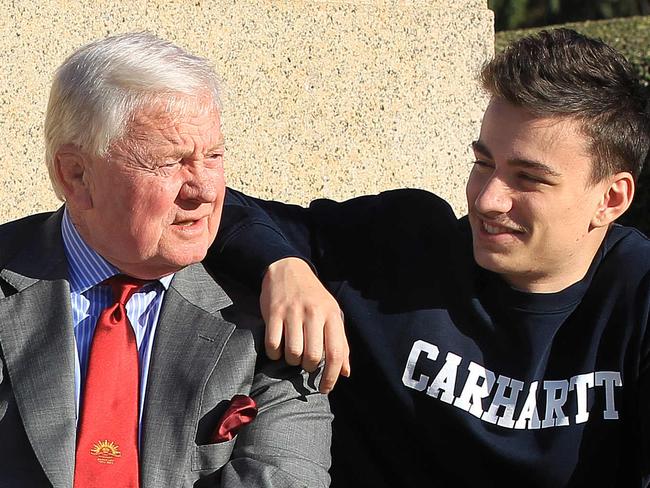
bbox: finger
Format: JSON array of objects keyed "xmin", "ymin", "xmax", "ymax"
[
  {"xmin": 301, "ymin": 312, "xmax": 325, "ymax": 373},
  {"xmin": 339, "ymin": 331, "xmax": 351, "ymax": 378},
  {"xmin": 337, "ymin": 309, "xmax": 350, "ymax": 377},
  {"xmin": 341, "ymin": 356, "xmax": 351, "ymax": 378},
  {"xmin": 318, "ymin": 318, "xmax": 348, "ymax": 394},
  {"xmin": 283, "ymin": 310, "xmax": 304, "ymax": 366},
  {"xmin": 264, "ymin": 312, "xmax": 284, "ymax": 361},
  {"xmin": 319, "ymin": 360, "xmax": 339, "ymax": 394}
]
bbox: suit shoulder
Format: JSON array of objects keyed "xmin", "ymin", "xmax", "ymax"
[
  {"xmin": 0, "ymin": 212, "xmax": 56, "ymax": 269},
  {"xmin": 0, "ymin": 212, "xmax": 54, "ymax": 239}
]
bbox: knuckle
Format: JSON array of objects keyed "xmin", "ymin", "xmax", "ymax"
[
  {"xmin": 264, "ymin": 331, "xmax": 282, "ymax": 349},
  {"xmin": 319, "ymin": 378, "xmax": 334, "ymax": 393},
  {"xmin": 269, "ymin": 306, "xmax": 289, "ymax": 319},
  {"xmin": 303, "ymin": 349, "xmax": 323, "ymax": 364},
  {"xmin": 326, "ymin": 347, "xmax": 345, "ymax": 362},
  {"xmin": 265, "ymin": 337, "xmax": 281, "ymax": 351},
  {"xmin": 303, "ymin": 304, "xmax": 321, "ymax": 320},
  {"xmin": 285, "ymin": 344, "xmax": 304, "ymax": 359}
]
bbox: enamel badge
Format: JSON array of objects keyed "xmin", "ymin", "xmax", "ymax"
[{"xmin": 90, "ymin": 440, "xmax": 122, "ymax": 464}]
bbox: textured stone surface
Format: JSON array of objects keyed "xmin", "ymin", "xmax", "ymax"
[{"xmin": 0, "ymin": 0, "xmax": 493, "ymax": 222}]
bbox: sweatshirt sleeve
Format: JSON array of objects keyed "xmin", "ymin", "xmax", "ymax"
[{"xmin": 208, "ymin": 186, "xmax": 458, "ymax": 289}]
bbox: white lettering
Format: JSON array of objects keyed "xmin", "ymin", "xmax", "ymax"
[
  {"xmin": 454, "ymin": 362, "xmax": 495, "ymax": 418},
  {"xmin": 595, "ymin": 371, "xmax": 623, "ymax": 420},
  {"xmin": 399, "ymin": 340, "xmax": 623, "ymax": 430},
  {"xmin": 569, "ymin": 373, "xmax": 595, "ymax": 424},
  {"xmin": 426, "ymin": 352, "xmax": 462, "ymax": 404},
  {"xmin": 542, "ymin": 380, "xmax": 569, "ymax": 428},
  {"xmin": 514, "ymin": 381, "xmax": 541, "ymax": 430},
  {"xmin": 482, "ymin": 375, "xmax": 524, "ymax": 428},
  {"xmin": 402, "ymin": 340, "xmax": 439, "ymax": 391}
]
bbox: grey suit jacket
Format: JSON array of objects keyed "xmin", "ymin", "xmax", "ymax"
[{"xmin": 0, "ymin": 210, "xmax": 332, "ymax": 488}]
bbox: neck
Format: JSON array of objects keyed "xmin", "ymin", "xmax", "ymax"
[{"xmin": 504, "ymin": 227, "xmax": 608, "ymax": 294}]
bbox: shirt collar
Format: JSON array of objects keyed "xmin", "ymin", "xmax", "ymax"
[{"xmin": 61, "ymin": 207, "xmax": 173, "ymax": 293}]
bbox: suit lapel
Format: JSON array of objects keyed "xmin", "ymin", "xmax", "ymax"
[
  {"xmin": 0, "ymin": 209, "xmax": 77, "ymax": 488},
  {"xmin": 140, "ymin": 263, "xmax": 234, "ymax": 488}
]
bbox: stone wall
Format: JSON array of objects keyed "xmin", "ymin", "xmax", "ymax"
[{"xmin": 0, "ymin": 0, "xmax": 493, "ymax": 222}]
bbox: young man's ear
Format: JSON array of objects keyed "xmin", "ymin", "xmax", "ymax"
[
  {"xmin": 591, "ymin": 172, "xmax": 635, "ymax": 228},
  {"xmin": 54, "ymin": 144, "xmax": 93, "ymax": 210}
]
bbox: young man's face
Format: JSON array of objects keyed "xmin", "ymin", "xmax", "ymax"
[{"xmin": 466, "ymin": 97, "xmax": 612, "ymax": 292}]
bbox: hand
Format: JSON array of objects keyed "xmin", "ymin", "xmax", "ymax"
[{"xmin": 260, "ymin": 257, "xmax": 350, "ymax": 393}]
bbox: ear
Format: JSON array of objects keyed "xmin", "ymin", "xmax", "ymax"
[
  {"xmin": 54, "ymin": 144, "xmax": 93, "ymax": 210},
  {"xmin": 591, "ymin": 172, "xmax": 635, "ymax": 228}
]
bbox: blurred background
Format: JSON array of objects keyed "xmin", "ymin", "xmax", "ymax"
[{"xmin": 490, "ymin": 0, "xmax": 649, "ymax": 31}]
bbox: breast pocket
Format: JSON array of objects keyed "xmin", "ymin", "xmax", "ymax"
[{"xmin": 192, "ymin": 437, "xmax": 236, "ymax": 471}]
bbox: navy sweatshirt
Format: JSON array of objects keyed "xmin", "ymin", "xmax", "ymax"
[{"xmin": 210, "ymin": 188, "xmax": 650, "ymax": 487}]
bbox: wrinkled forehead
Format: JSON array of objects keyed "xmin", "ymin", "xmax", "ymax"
[
  {"xmin": 121, "ymin": 94, "xmax": 223, "ymax": 147},
  {"xmin": 132, "ymin": 92, "xmax": 220, "ymax": 125}
]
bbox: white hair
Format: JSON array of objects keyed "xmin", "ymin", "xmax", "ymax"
[{"xmin": 44, "ymin": 31, "xmax": 222, "ymax": 200}]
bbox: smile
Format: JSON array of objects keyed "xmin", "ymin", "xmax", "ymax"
[{"xmin": 480, "ymin": 219, "xmax": 524, "ymax": 235}]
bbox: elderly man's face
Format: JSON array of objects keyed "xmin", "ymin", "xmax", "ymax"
[{"xmin": 78, "ymin": 97, "xmax": 225, "ymax": 279}]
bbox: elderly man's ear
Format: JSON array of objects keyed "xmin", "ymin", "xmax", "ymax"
[
  {"xmin": 54, "ymin": 144, "xmax": 93, "ymax": 210},
  {"xmin": 591, "ymin": 172, "xmax": 635, "ymax": 228}
]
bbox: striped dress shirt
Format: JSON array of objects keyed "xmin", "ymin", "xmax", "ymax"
[{"xmin": 61, "ymin": 209, "xmax": 173, "ymax": 429}]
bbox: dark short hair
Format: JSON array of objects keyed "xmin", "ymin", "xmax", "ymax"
[{"xmin": 480, "ymin": 28, "xmax": 650, "ymax": 183}]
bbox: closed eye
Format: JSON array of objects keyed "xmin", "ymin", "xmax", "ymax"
[
  {"xmin": 518, "ymin": 172, "xmax": 549, "ymax": 184},
  {"xmin": 204, "ymin": 153, "xmax": 224, "ymax": 170},
  {"xmin": 472, "ymin": 160, "xmax": 494, "ymax": 170}
]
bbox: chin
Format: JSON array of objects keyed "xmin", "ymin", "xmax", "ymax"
[
  {"xmin": 472, "ymin": 247, "xmax": 512, "ymax": 275},
  {"xmin": 173, "ymin": 249, "xmax": 210, "ymax": 268}
]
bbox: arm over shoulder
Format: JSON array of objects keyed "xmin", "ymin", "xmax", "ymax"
[
  {"xmin": 208, "ymin": 188, "xmax": 457, "ymax": 392},
  {"xmin": 211, "ymin": 187, "xmax": 457, "ymax": 285}
]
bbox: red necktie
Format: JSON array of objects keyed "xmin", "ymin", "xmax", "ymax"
[{"xmin": 74, "ymin": 275, "xmax": 146, "ymax": 488}]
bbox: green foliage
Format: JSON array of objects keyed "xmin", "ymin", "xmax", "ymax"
[
  {"xmin": 489, "ymin": 0, "xmax": 649, "ymax": 32},
  {"xmin": 494, "ymin": 16, "xmax": 650, "ymax": 235},
  {"xmin": 490, "ymin": 0, "xmax": 533, "ymax": 30}
]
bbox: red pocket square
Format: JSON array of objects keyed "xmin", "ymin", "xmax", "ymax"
[{"xmin": 211, "ymin": 395, "xmax": 258, "ymax": 443}]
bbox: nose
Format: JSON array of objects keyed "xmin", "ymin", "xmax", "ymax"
[
  {"xmin": 473, "ymin": 175, "xmax": 513, "ymax": 216},
  {"xmin": 178, "ymin": 164, "xmax": 221, "ymax": 204}
]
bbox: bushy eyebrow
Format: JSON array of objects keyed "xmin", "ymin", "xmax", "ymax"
[
  {"xmin": 471, "ymin": 140, "xmax": 562, "ymax": 178},
  {"xmin": 167, "ymin": 137, "xmax": 225, "ymax": 159},
  {"xmin": 204, "ymin": 142, "xmax": 225, "ymax": 155}
]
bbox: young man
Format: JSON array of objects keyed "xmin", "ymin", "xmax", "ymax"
[{"xmin": 212, "ymin": 29, "xmax": 650, "ymax": 486}]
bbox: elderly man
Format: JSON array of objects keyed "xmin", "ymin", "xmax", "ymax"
[
  {"xmin": 212, "ymin": 29, "xmax": 650, "ymax": 486},
  {"xmin": 0, "ymin": 32, "xmax": 331, "ymax": 487}
]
